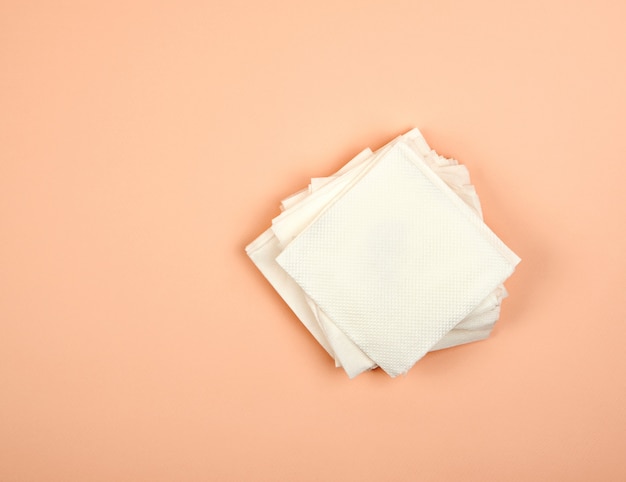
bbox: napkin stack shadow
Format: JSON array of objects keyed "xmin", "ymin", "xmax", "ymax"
[{"xmin": 246, "ymin": 129, "xmax": 520, "ymax": 378}]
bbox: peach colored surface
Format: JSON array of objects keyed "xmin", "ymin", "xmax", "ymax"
[{"xmin": 1, "ymin": 1, "xmax": 625, "ymax": 480}]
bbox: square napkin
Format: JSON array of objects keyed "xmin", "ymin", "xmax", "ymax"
[{"xmin": 246, "ymin": 129, "xmax": 520, "ymax": 378}]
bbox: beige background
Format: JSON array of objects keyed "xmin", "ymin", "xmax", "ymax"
[{"xmin": 1, "ymin": 1, "xmax": 625, "ymax": 480}]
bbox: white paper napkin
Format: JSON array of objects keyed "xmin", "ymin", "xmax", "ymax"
[{"xmin": 246, "ymin": 129, "xmax": 520, "ymax": 378}]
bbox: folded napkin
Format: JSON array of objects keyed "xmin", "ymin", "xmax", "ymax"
[{"xmin": 246, "ymin": 129, "xmax": 520, "ymax": 378}]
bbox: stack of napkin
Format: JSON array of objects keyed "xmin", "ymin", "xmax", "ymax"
[{"xmin": 246, "ymin": 128, "xmax": 520, "ymax": 378}]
